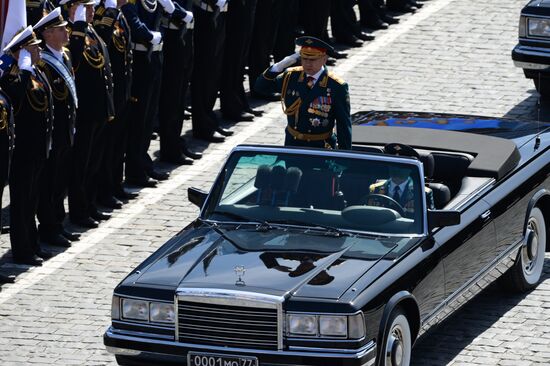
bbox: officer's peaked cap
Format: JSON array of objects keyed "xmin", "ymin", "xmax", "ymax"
[{"xmin": 34, "ymin": 7, "xmax": 68, "ymax": 34}]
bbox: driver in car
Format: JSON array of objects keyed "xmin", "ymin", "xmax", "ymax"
[{"xmin": 369, "ymin": 165, "xmax": 435, "ymax": 216}]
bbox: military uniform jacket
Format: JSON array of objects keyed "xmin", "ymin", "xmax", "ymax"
[
  {"xmin": 0, "ymin": 89, "xmax": 14, "ymax": 177},
  {"xmin": 369, "ymin": 178, "xmax": 435, "ymax": 213},
  {"xmin": 68, "ymin": 20, "xmax": 115, "ymax": 122},
  {"xmin": 255, "ymin": 65, "xmax": 352, "ymax": 150},
  {"xmin": 94, "ymin": 4, "xmax": 133, "ymax": 109},
  {"xmin": 121, "ymin": 0, "xmax": 163, "ymax": 46},
  {"xmin": 0, "ymin": 65, "xmax": 53, "ymax": 159},
  {"xmin": 36, "ymin": 47, "xmax": 77, "ymax": 147}
]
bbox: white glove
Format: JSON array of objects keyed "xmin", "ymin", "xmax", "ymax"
[
  {"xmin": 215, "ymin": 0, "xmax": 227, "ymax": 8},
  {"xmin": 105, "ymin": 0, "xmax": 117, "ymax": 9},
  {"xmin": 158, "ymin": 0, "xmax": 175, "ymax": 14},
  {"xmin": 74, "ymin": 5, "xmax": 86, "ymax": 22},
  {"xmin": 150, "ymin": 31, "xmax": 162, "ymax": 45},
  {"xmin": 183, "ymin": 10, "xmax": 194, "ymax": 23},
  {"xmin": 271, "ymin": 51, "xmax": 300, "ymax": 73},
  {"xmin": 18, "ymin": 49, "xmax": 33, "ymax": 72}
]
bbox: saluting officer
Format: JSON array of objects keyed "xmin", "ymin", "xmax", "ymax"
[
  {"xmin": 1, "ymin": 26, "xmax": 54, "ymax": 266},
  {"xmin": 34, "ymin": 7, "xmax": 80, "ymax": 247},
  {"xmin": 62, "ymin": 0, "xmax": 115, "ymax": 228},
  {"xmin": 255, "ymin": 36, "xmax": 352, "ymax": 150}
]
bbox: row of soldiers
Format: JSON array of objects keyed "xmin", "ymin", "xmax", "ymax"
[{"xmin": 0, "ymin": 0, "xmax": 425, "ymax": 280}]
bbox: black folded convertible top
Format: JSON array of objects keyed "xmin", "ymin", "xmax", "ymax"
[{"xmin": 352, "ymin": 125, "xmax": 521, "ymax": 180}]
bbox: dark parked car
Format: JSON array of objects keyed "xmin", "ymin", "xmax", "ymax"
[
  {"xmin": 512, "ymin": 0, "xmax": 550, "ymax": 97},
  {"xmin": 104, "ymin": 111, "xmax": 549, "ymax": 366}
]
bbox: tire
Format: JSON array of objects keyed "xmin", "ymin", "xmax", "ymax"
[
  {"xmin": 380, "ymin": 308, "xmax": 412, "ymax": 366},
  {"xmin": 533, "ymin": 78, "xmax": 550, "ymax": 100},
  {"xmin": 505, "ymin": 207, "xmax": 546, "ymax": 292}
]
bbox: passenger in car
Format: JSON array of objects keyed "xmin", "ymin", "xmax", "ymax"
[{"xmin": 369, "ymin": 165, "xmax": 435, "ymax": 217}]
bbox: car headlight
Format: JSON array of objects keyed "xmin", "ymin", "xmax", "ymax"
[
  {"xmin": 122, "ymin": 298, "xmax": 149, "ymax": 321},
  {"xmin": 528, "ymin": 17, "xmax": 550, "ymax": 38},
  {"xmin": 287, "ymin": 312, "xmax": 365, "ymax": 339},
  {"xmin": 150, "ymin": 302, "xmax": 175, "ymax": 323},
  {"xmin": 319, "ymin": 315, "xmax": 347, "ymax": 337},
  {"xmin": 288, "ymin": 314, "xmax": 317, "ymax": 335}
]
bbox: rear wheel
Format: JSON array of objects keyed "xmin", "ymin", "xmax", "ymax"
[
  {"xmin": 381, "ymin": 308, "xmax": 412, "ymax": 366},
  {"xmin": 505, "ymin": 207, "xmax": 546, "ymax": 292}
]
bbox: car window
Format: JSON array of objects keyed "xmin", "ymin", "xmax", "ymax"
[{"xmin": 206, "ymin": 151, "xmax": 425, "ymax": 235}]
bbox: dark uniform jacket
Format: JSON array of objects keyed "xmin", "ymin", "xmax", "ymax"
[
  {"xmin": 94, "ymin": 4, "xmax": 133, "ymax": 109},
  {"xmin": 36, "ymin": 47, "xmax": 77, "ymax": 147},
  {"xmin": 0, "ymin": 89, "xmax": 14, "ymax": 180},
  {"xmin": 255, "ymin": 65, "xmax": 352, "ymax": 150},
  {"xmin": 121, "ymin": 0, "xmax": 163, "ymax": 46},
  {"xmin": 369, "ymin": 177, "xmax": 435, "ymax": 215},
  {"xmin": 0, "ymin": 65, "xmax": 53, "ymax": 159},
  {"xmin": 68, "ymin": 20, "xmax": 115, "ymax": 122}
]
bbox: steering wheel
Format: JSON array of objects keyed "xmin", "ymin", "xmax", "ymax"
[{"xmin": 359, "ymin": 193, "xmax": 405, "ymax": 216}]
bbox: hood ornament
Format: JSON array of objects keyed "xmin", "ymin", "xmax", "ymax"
[{"xmin": 234, "ymin": 265, "xmax": 246, "ymax": 286}]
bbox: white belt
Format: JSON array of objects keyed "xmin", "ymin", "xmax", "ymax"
[
  {"xmin": 131, "ymin": 42, "xmax": 163, "ymax": 52},
  {"xmin": 161, "ymin": 20, "xmax": 193, "ymax": 30},
  {"xmin": 194, "ymin": 0, "xmax": 228, "ymax": 12}
]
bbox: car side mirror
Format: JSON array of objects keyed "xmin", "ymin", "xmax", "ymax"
[
  {"xmin": 428, "ymin": 210, "xmax": 460, "ymax": 231},
  {"xmin": 188, "ymin": 187, "xmax": 208, "ymax": 208}
]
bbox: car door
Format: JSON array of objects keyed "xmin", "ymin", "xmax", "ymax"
[{"xmin": 434, "ymin": 198, "xmax": 497, "ymax": 300}]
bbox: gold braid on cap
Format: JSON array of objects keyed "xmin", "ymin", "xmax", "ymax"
[{"xmin": 299, "ymin": 46, "xmax": 325, "ymax": 59}]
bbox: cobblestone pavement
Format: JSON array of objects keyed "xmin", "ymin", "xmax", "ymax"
[{"xmin": 0, "ymin": 0, "xmax": 549, "ymax": 365}]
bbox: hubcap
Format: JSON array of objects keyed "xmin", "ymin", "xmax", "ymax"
[
  {"xmin": 386, "ymin": 328, "xmax": 404, "ymax": 366},
  {"xmin": 522, "ymin": 222, "xmax": 539, "ymax": 274}
]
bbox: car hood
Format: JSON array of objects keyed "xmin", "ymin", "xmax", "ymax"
[
  {"xmin": 524, "ymin": 0, "xmax": 550, "ymax": 14},
  {"xmin": 134, "ymin": 226, "xmax": 414, "ymax": 300}
]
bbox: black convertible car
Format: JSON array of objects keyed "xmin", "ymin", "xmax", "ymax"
[{"xmin": 104, "ymin": 111, "xmax": 549, "ymax": 366}]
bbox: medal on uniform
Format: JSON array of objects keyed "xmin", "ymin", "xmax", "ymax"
[{"xmin": 310, "ymin": 118, "xmax": 321, "ymax": 127}]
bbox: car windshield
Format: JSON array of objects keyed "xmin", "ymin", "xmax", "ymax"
[{"xmin": 204, "ymin": 150, "xmax": 425, "ymax": 235}]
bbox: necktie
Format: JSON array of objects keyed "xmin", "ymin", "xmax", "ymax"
[
  {"xmin": 392, "ymin": 185, "xmax": 401, "ymax": 203},
  {"xmin": 306, "ymin": 76, "xmax": 315, "ymax": 89}
]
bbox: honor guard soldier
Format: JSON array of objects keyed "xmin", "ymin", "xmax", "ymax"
[
  {"xmin": 0, "ymin": 89, "xmax": 15, "ymax": 283},
  {"xmin": 158, "ymin": 0, "xmax": 196, "ymax": 165},
  {"xmin": 122, "ymin": 0, "xmax": 167, "ymax": 187},
  {"xmin": 62, "ymin": 0, "xmax": 115, "ymax": 228},
  {"xmin": 93, "ymin": 0, "xmax": 137, "ymax": 207},
  {"xmin": 1, "ymin": 26, "xmax": 54, "ymax": 266},
  {"xmin": 255, "ymin": 36, "xmax": 352, "ymax": 150},
  {"xmin": 34, "ymin": 7, "xmax": 80, "ymax": 248},
  {"xmin": 191, "ymin": 0, "xmax": 233, "ymax": 142},
  {"xmin": 0, "ymin": 88, "xmax": 14, "ymax": 235}
]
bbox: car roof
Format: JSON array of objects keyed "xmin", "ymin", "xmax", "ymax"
[{"xmin": 351, "ymin": 111, "xmax": 532, "ymax": 180}]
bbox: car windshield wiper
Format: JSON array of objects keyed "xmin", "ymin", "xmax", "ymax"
[
  {"xmin": 208, "ymin": 210, "xmax": 256, "ymax": 223},
  {"xmin": 266, "ymin": 219, "xmax": 351, "ymax": 237}
]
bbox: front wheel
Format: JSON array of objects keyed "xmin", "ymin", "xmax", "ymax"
[
  {"xmin": 381, "ymin": 308, "xmax": 412, "ymax": 366},
  {"xmin": 505, "ymin": 207, "xmax": 546, "ymax": 292}
]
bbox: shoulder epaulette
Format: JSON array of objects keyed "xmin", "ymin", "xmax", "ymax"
[
  {"xmin": 328, "ymin": 71, "xmax": 345, "ymax": 85},
  {"xmin": 286, "ymin": 66, "xmax": 303, "ymax": 73},
  {"xmin": 128, "ymin": 0, "xmax": 136, "ymax": 4}
]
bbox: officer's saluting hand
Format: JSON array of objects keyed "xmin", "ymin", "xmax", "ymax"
[{"xmin": 255, "ymin": 36, "xmax": 352, "ymax": 150}]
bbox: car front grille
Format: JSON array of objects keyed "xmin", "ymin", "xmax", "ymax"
[{"xmin": 176, "ymin": 291, "xmax": 282, "ymax": 350}]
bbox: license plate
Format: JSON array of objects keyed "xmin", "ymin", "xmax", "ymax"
[{"xmin": 187, "ymin": 352, "xmax": 258, "ymax": 366}]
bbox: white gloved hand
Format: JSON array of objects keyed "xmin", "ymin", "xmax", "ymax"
[
  {"xmin": 158, "ymin": 0, "xmax": 175, "ymax": 14},
  {"xmin": 215, "ymin": 0, "xmax": 227, "ymax": 8},
  {"xmin": 18, "ymin": 49, "xmax": 33, "ymax": 72},
  {"xmin": 150, "ymin": 31, "xmax": 162, "ymax": 45},
  {"xmin": 183, "ymin": 10, "xmax": 194, "ymax": 23},
  {"xmin": 271, "ymin": 51, "xmax": 300, "ymax": 73},
  {"xmin": 105, "ymin": 0, "xmax": 117, "ymax": 9},
  {"xmin": 74, "ymin": 5, "xmax": 86, "ymax": 22}
]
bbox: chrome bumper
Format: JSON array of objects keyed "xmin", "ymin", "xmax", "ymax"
[
  {"xmin": 104, "ymin": 328, "xmax": 377, "ymax": 366},
  {"xmin": 512, "ymin": 44, "xmax": 550, "ymax": 71}
]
